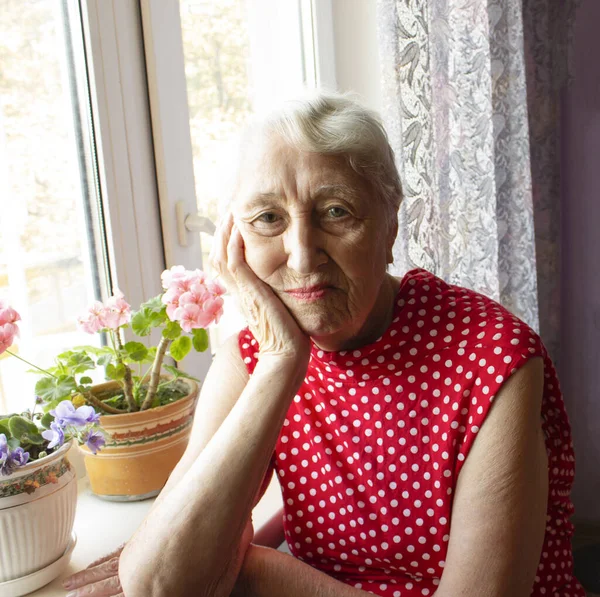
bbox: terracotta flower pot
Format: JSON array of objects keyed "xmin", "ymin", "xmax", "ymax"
[
  {"xmin": 0, "ymin": 440, "xmax": 77, "ymax": 586},
  {"xmin": 80, "ymin": 379, "xmax": 200, "ymax": 501}
]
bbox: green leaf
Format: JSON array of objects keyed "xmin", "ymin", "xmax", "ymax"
[
  {"xmin": 192, "ymin": 328, "xmax": 209, "ymax": 353},
  {"xmin": 57, "ymin": 350, "xmax": 95, "ymax": 374},
  {"xmin": 169, "ymin": 336, "xmax": 192, "ymax": 361},
  {"xmin": 0, "ymin": 419, "xmax": 11, "ymax": 438},
  {"xmin": 123, "ymin": 341, "xmax": 148, "ymax": 362},
  {"xmin": 141, "ymin": 295, "xmax": 165, "ymax": 314},
  {"xmin": 72, "ymin": 344, "xmax": 103, "ymax": 354},
  {"xmin": 103, "ymin": 394, "xmax": 124, "ymax": 408},
  {"xmin": 131, "ymin": 296, "xmax": 168, "ymax": 337},
  {"xmin": 8, "ymin": 416, "xmax": 39, "ymax": 442},
  {"xmin": 162, "ymin": 321, "xmax": 181, "ymax": 340},
  {"xmin": 79, "ymin": 376, "xmax": 93, "ymax": 386},
  {"xmin": 7, "ymin": 437, "xmax": 20, "ymax": 451},
  {"xmin": 149, "ymin": 310, "xmax": 167, "ymax": 327},
  {"xmin": 98, "ymin": 353, "xmax": 114, "ymax": 366},
  {"xmin": 131, "ymin": 310, "xmax": 153, "ymax": 337},
  {"xmin": 35, "ymin": 375, "xmax": 77, "ymax": 403},
  {"xmin": 21, "ymin": 431, "xmax": 46, "ymax": 446},
  {"xmin": 106, "ymin": 363, "xmax": 126, "ymax": 381},
  {"xmin": 26, "ymin": 365, "xmax": 60, "ymax": 376},
  {"xmin": 163, "ymin": 364, "xmax": 200, "ymax": 383},
  {"xmin": 40, "ymin": 412, "xmax": 53, "ymax": 429}
]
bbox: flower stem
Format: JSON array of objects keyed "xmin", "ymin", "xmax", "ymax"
[
  {"xmin": 140, "ymin": 336, "xmax": 170, "ymax": 411},
  {"xmin": 85, "ymin": 390, "xmax": 127, "ymax": 415},
  {"xmin": 113, "ymin": 330, "xmax": 138, "ymax": 412},
  {"xmin": 5, "ymin": 350, "xmax": 58, "ymax": 378}
]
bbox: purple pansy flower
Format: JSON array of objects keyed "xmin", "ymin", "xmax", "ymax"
[
  {"xmin": 82, "ymin": 429, "xmax": 105, "ymax": 455},
  {"xmin": 9, "ymin": 447, "xmax": 29, "ymax": 467},
  {"xmin": 0, "ymin": 445, "xmax": 30, "ymax": 476},
  {"xmin": 50, "ymin": 401, "xmax": 100, "ymax": 428},
  {"xmin": 41, "ymin": 421, "xmax": 65, "ymax": 449},
  {"xmin": 0, "ymin": 434, "xmax": 8, "ymax": 461}
]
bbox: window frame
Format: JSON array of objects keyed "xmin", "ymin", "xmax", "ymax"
[{"xmin": 79, "ymin": 0, "xmax": 166, "ymax": 308}]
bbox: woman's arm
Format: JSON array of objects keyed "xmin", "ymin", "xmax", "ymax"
[
  {"xmin": 62, "ymin": 335, "xmax": 278, "ymax": 596},
  {"xmin": 118, "ymin": 346, "xmax": 305, "ymax": 597},
  {"xmin": 434, "ymin": 356, "xmax": 549, "ymax": 597},
  {"xmin": 119, "ymin": 220, "xmax": 311, "ymax": 597},
  {"xmin": 233, "ymin": 545, "xmax": 368, "ymax": 597}
]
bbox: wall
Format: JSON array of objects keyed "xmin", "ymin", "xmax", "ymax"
[
  {"xmin": 560, "ymin": 0, "xmax": 600, "ymax": 524},
  {"xmin": 329, "ymin": 0, "xmax": 383, "ymax": 113}
]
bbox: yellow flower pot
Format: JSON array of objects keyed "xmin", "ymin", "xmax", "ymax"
[{"xmin": 80, "ymin": 379, "xmax": 200, "ymax": 501}]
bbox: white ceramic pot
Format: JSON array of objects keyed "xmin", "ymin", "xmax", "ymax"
[{"xmin": 0, "ymin": 440, "xmax": 77, "ymax": 584}]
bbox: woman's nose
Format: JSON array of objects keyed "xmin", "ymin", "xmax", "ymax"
[{"xmin": 285, "ymin": 219, "xmax": 328, "ymax": 274}]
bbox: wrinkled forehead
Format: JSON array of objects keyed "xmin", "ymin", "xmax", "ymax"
[{"xmin": 232, "ymin": 132, "xmax": 369, "ymax": 207}]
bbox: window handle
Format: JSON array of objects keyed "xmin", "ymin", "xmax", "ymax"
[{"xmin": 176, "ymin": 201, "xmax": 216, "ymax": 246}]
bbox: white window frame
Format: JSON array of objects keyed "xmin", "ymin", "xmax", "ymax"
[
  {"xmin": 138, "ymin": 0, "xmax": 214, "ymax": 376},
  {"xmin": 302, "ymin": 0, "xmax": 337, "ymax": 90},
  {"xmin": 79, "ymin": 0, "xmax": 166, "ymax": 308}
]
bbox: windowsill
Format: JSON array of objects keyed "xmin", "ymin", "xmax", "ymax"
[{"xmin": 28, "ymin": 474, "xmax": 283, "ymax": 596}]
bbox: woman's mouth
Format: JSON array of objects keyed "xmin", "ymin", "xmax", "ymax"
[{"xmin": 285, "ymin": 285, "xmax": 331, "ymax": 301}]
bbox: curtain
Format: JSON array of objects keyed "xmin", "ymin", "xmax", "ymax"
[{"xmin": 377, "ymin": 0, "xmax": 577, "ymax": 364}]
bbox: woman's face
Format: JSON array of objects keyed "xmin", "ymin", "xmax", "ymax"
[{"xmin": 233, "ymin": 134, "xmax": 397, "ymax": 348}]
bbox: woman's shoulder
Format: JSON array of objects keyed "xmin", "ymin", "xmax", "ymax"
[{"xmin": 398, "ymin": 268, "xmax": 544, "ymax": 358}]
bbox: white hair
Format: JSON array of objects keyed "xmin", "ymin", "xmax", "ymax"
[{"xmin": 223, "ymin": 90, "xmax": 403, "ymax": 221}]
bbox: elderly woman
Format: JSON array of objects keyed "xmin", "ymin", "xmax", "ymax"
[{"xmin": 63, "ymin": 92, "xmax": 584, "ymax": 597}]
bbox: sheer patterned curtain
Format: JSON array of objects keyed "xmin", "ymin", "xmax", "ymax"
[{"xmin": 377, "ymin": 0, "xmax": 577, "ymax": 363}]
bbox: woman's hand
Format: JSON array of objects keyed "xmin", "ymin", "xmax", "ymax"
[
  {"xmin": 62, "ymin": 543, "xmax": 125, "ymax": 596},
  {"xmin": 210, "ymin": 213, "xmax": 311, "ymax": 372}
]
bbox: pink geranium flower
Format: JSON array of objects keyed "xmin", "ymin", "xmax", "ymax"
[
  {"xmin": 161, "ymin": 286, "xmax": 183, "ymax": 306},
  {"xmin": 205, "ymin": 279, "xmax": 226, "ymax": 297},
  {"xmin": 161, "ymin": 266, "xmax": 189, "ymax": 291},
  {"xmin": 102, "ymin": 290, "xmax": 132, "ymax": 330},
  {"xmin": 0, "ymin": 322, "xmax": 18, "ymax": 355},
  {"xmin": 173, "ymin": 303, "xmax": 204, "ymax": 333},
  {"xmin": 77, "ymin": 301, "xmax": 107, "ymax": 334},
  {"xmin": 77, "ymin": 290, "xmax": 131, "ymax": 334},
  {"xmin": 0, "ymin": 301, "xmax": 21, "ymax": 326},
  {"xmin": 185, "ymin": 269, "xmax": 206, "ymax": 288},
  {"xmin": 161, "ymin": 267, "xmax": 225, "ymax": 330},
  {"xmin": 161, "ymin": 287, "xmax": 183, "ymax": 320},
  {"xmin": 197, "ymin": 296, "xmax": 224, "ymax": 327},
  {"xmin": 178, "ymin": 283, "xmax": 210, "ymax": 307}
]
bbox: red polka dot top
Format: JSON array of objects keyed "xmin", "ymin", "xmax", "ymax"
[{"xmin": 238, "ymin": 268, "xmax": 584, "ymax": 597}]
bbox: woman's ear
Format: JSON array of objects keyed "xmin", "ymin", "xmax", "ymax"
[{"xmin": 386, "ymin": 214, "xmax": 399, "ymax": 264}]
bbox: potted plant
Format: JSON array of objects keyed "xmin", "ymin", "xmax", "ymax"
[
  {"xmin": 1, "ymin": 266, "xmax": 224, "ymax": 501},
  {"xmin": 0, "ymin": 304, "xmax": 104, "ymax": 592}
]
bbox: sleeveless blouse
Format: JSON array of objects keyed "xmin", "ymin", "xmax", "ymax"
[{"xmin": 238, "ymin": 268, "xmax": 584, "ymax": 597}]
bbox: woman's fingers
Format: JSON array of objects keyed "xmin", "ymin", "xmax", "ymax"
[
  {"xmin": 64, "ymin": 573, "xmax": 122, "ymax": 596},
  {"xmin": 211, "ymin": 213, "xmax": 233, "ymax": 277},
  {"xmin": 227, "ymin": 224, "xmax": 251, "ymax": 280},
  {"xmin": 84, "ymin": 544, "xmax": 125, "ymax": 569},
  {"xmin": 63, "ymin": 557, "xmax": 120, "ymax": 591}
]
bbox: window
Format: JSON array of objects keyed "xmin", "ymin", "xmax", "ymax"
[
  {"xmin": 0, "ymin": 0, "xmax": 109, "ymax": 413},
  {"xmin": 0, "ymin": 0, "xmax": 342, "ymax": 408},
  {"xmin": 144, "ymin": 0, "xmax": 316, "ymax": 355}
]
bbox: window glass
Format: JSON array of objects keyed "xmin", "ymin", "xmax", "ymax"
[
  {"xmin": 0, "ymin": 0, "xmax": 109, "ymax": 413},
  {"xmin": 180, "ymin": 0, "xmax": 309, "ymax": 349}
]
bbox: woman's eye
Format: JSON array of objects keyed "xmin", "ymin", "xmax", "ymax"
[
  {"xmin": 327, "ymin": 206, "xmax": 348, "ymax": 219},
  {"xmin": 255, "ymin": 212, "xmax": 280, "ymax": 224}
]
